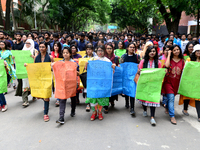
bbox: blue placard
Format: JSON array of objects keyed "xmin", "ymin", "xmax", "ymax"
[
  {"xmin": 87, "ymin": 60, "xmax": 113, "ymax": 98},
  {"xmin": 111, "ymin": 66, "xmax": 123, "ymax": 96},
  {"xmin": 121, "ymin": 62, "xmax": 138, "ymax": 97}
]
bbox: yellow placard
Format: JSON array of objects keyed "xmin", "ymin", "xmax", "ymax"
[
  {"xmin": 79, "ymin": 58, "xmax": 90, "ymax": 74},
  {"xmin": 54, "ymin": 58, "xmax": 63, "ymax": 62},
  {"xmin": 159, "ymin": 60, "xmax": 165, "ymax": 67},
  {"xmin": 77, "ymin": 51, "xmax": 86, "ymax": 57},
  {"xmin": 26, "ymin": 63, "xmax": 52, "ymax": 98}
]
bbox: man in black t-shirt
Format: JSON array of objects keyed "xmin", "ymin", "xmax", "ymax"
[{"xmin": 12, "ymin": 33, "xmax": 24, "ymax": 50}]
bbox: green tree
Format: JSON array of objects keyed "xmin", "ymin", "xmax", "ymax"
[
  {"xmin": 48, "ymin": 0, "xmax": 111, "ymax": 32},
  {"xmin": 110, "ymin": 0, "xmax": 162, "ymax": 33}
]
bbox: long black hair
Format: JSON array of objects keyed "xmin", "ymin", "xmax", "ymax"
[
  {"xmin": 170, "ymin": 45, "xmax": 183, "ymax": 60},
  {"xmin": 70, "ymin": 44, "xmax": 78, "ymax": 52},
  {"xmin": 143, "ymin": 46, "xmax": 158, "ymax": 68},
  {"xmin": 53, "ymin": 41, "xmax": 62, "ymax": 58},
  {"xmin": 183, "ymin": 41, "xmax": 195, "ymax": 56},
  {"xmin": 62, "ymin": 46, "xmax": 73, "ymax": 59}
]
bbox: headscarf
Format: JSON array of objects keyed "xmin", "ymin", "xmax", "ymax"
[
  {"xmin": 153, "ymin": 41, "xmax": 160, "ymax": 53},
  {"xmin": 22, "ymin": 39, "xmax": 35, "ymax": 55}
]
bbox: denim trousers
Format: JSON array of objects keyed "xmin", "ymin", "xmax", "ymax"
[
  {"xmin": 166, "ymin": 94, "xmax": 175, "ymax": 118},
  {"xmin": 0, "ymin": 93, "xmax": 7, "ymax": 106}
]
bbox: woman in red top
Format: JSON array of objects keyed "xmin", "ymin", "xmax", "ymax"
[
  {"xmin": 162, "ymin": 45, "xmax": 184, "ymax": 125},
  {"xmin": 51, "ymin": 41, "xmax": 63, "ymax": 58}
]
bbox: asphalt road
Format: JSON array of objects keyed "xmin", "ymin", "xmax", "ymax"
[{"xmin": 0, "ymin": 85, "xmax": 200, "ymax": 150}]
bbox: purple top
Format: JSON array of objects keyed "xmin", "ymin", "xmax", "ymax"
[{"xmin": 73, "ymin": 54, "xmax": 82, "ymax": 59}]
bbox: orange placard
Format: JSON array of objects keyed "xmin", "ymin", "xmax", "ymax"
[
  {"xmin": 53, "ymin": 61, "xmax": 77, "ymax": 99},
  {"xmin": 160, "ymin": 60, "xmax": 165, "ymax": 67}
]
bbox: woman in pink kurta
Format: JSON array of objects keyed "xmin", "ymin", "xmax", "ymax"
[
  {"xmin": 162, "ymin": 45, "xmax": 184, "ymax": 125},
  {"xmin": 138, "ymin": 46, "xmax": 162, "ymax": 126}
]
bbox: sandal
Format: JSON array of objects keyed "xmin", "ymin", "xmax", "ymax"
[
  {"xmin": 98, "ymin": 112, "xmax": 103, "ymax": 120},
  {"xmin": 44, "ymin": 115, "xmax": 50, "ymax": 122},
  {"xmin": 86, "ymin": 104, "xmax": 90, "ymax": 112},
  {"xmin": 170, "ymin": 117, "xmax": 177, "ymax": 125},
  {"xmin": 90, "ymin": 112, "xmax": 97, "ymax": 121},
  {"xmin": 165, "ymin": 108, "xmax": 169, "ymax": 114}
]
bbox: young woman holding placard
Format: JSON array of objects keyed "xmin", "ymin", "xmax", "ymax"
[
  {"xmin": 85, "ymin": 45, "xmax": 116, "ymax": 121},
  {"xmin": 34, "ymin": 41, "xmax": 54, "ymax": 122},
  {"xmin": 104, "ymin": 43, "xmax": 119, "ymax": 113},
  {"xmin": 137, "ymin": 46, "xmax": 162, "ymax": 126},
  {"xmin": 121, "ymin": 42, "xmax": 140, "ymax": 117},
  {"xmin": 179, "ymin": 44, "xmax": 200, "ymax": 122},
  {"xmin": 52, "ymin": 47, "xmax": 79, "ymax": 125}
]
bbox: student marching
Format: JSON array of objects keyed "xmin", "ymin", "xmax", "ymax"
[{"xmin": 0, "ymin": 30, "xmax": 200, "ymax": 127}]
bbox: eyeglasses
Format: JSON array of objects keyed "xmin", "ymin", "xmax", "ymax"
[
  {"xmin": 188, "ymin": 46, "xmax": 193, "ymax": 48},
  {"xmin": 106, "ymin": 48, "xmax": 112, "ymax": 50},
  {"xmin": 25, "ymin": 43, "xmax": 31, "ymax": 45},
  {"xmin": 97, "ymin": 50, "xmax": 104, "ymax": 52}
]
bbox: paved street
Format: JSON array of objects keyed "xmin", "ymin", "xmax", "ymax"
[{"xmin": 0, "ymin": 85, "xmax": 200, "ymax": 150}]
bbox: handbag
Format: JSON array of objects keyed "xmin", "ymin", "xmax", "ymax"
[{"xmin": 80, "ymin": 68, "xmax": 87, "ymax": 88}]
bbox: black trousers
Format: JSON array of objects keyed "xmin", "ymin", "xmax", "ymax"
[
  {"xmin": 143, "ymin": 105, "xmax": 156, "ymax": 117},
  {"xmin": 125, "ymin": 96, "xmax": 135, "ymax": 109},
  {"xmin": 59, "ymin": 96, "xmax": 76, "ymax": 118},
  {"xmin": 184, "ymin": 100, "xmax": 200, "ymax": 118}
]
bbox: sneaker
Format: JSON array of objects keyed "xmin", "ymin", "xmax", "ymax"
[
  {"xmin": 56, "ymin": 117, "xmax": 64, "ymax": 125},
  {"xmin": 23, "ymin": 102, "xmax": 29, "ymax": 107},
  {"xmin": 2, "ymin": 105, "xmax": 8, "ymax": 112},
  {"xmin": 55, "ymin": 100, "xmax": 59, "ymax": 107},
  {"xmin": 44, "ymin": 115, "xmax": 50, "ymax": 122},
  {"xmin": 150, "ymin": 118, "xmax": 156, "ymax": 126},
  {"xmin": 143, "ymin": 111, "xmax": 148, "ymax": 117},
  {"xmin": 130, "ymin": 108, "xmax": 135, "ymax": 116},
  {"xmin": 70, "ymin": 112, "xmax": 75, "ymax": 117}
]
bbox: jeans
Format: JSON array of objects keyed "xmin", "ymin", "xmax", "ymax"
[
  {"xmin": 0, "ymin": 93, "xmax": 7, "ymax": 106},
  {"xmin": 166, "ymin": 94, "xmax": 175, "ymax": 118},
  {"xmin": 162, "ymin": 95, "xmax": 168, "ymax": 106},
  {"xmin": 58, "ymin": 96, "xmax": 76, "ymax": 118}
]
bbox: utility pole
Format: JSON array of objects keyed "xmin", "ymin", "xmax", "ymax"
[{"xmin": 34, "ymin": 0, "xmax": 37, "ymax": 29}]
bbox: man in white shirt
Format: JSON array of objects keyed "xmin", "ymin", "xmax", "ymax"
[{"xmin": 178, "ymin": 34, "xmax": 189, "ymax": 53}]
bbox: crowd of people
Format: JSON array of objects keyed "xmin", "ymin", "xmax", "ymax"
[{"xmin": 0, "ymin": 30, "xmax": 200, "ymax": 126}]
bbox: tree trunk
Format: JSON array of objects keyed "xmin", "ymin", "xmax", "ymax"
[
  {"xmin": 0, "ymin": 0, "xmax": 4, "ymax": 26},
  {"xmin": 41, "ymin": 0, "xmax": 49, "ymax": 29},
  {"xmin": 5, "ymin": 0, "xmax": 11, "ymax": 30},
  {"xmin": 11, "ymin": 0, "xmax": 17, "ymax": 31},
  {"xmin": 197, "ymin": 9, "xmax": 199, "ymax": 37}
]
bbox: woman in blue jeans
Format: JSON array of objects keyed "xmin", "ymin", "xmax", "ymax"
[{"xmin": 162, "ymin": 45, "xmax": 184, "ymax": 125}]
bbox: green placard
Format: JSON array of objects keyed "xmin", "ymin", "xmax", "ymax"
[
  {"xmin": 184, "ymin": 56, "xmax": 189, "ymax": 61},
  {"xmin": 136, "ymin": 68, "xmax": 166, "ymax": 103},
  {"xmin": 178, "ymin": 61, "xmax": 200, "ymax": 99},
  {"xmin": 0, "ymin": 60, "xmax": 7, "ymax": 93},
  {"xmin": 114, "ymin": 49, "xmax": 126, "ymax": 62},
  {"xmin": 11, "ymin": 50, "xmax": 34, "ymax": 79}
]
